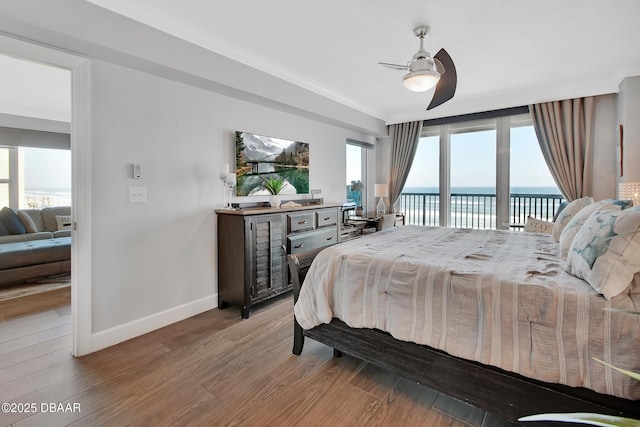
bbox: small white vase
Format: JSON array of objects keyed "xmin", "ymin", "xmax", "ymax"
[{"xmin": 269, "ymin": 194, "xmax": 281, "ymax": 208}]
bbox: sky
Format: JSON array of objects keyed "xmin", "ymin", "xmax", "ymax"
[
  {"xmin": 23, "ymin": 147, "xmax": 71, "ymax": 189},
  {"xmin": 388, "ymin": 125, "xmax": 558, "ymax": 190}
]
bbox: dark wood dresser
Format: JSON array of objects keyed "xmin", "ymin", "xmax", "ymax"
[{"xmin": 215, "ymin": 202, "xmax": 340, "ymax": 318}]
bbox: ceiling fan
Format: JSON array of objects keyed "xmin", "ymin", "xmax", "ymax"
[{"xmin": 379, "ymin": 25, "xmax": 457, "ymax": 110}]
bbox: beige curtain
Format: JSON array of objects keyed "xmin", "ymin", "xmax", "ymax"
[
  {"xmin": 529, "ymin": 97, "xmax": 594, "ymax": 201},
  {"xmin": 388, "ymin": 121, "xmax": 423, "ymax": 212}
]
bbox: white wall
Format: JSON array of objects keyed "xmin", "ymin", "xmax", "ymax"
[
  {"xmin": 618, "ymin": 76, "xmax": 640, "ymax": 184},
  {"xmin": 591, "ymin": 94, "xmax": 617, "ymax": 200},
  {"xmin": 89, "ymin": 59, "xmax": 373, "ymax": 340}
]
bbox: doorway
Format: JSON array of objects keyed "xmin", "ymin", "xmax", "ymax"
[{"xmin": 0, "ymin": 34, "xmax": 92, "ymax": 356}]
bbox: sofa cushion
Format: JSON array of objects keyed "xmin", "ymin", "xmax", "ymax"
[
  {"xmin": 0, "ymin": 232, "xmax": 55, "ymax": 244},
  {"xmin": 41, "ymin": 206, "xmax": 71, "ymax": 232},
  {"xmin": 53, "ymin": 230, "xmax": 72, "ymax": 238},
  {"xmin": 0, "ymin": 207, "xmax": 26, "ymax": 235},
  {"xmin": 0, "ymin": 220, "xmax": 8, "ymax": 236},
  {"xmin": 17, "ymin": 210, "xmax": 39, "ymax": 233},
  {"xmin": 0, "ymin": 236, "xmax": 71, "ymax": 270},
  {"xmin": 18, "ymin": 209, "xmax": 44, "ymax": 232}
]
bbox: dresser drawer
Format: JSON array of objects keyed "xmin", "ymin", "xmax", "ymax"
[
  {"xmin": 288, "ymin": 212, "xmax": 315, "ymax": 233},
  {"xmin": 316, "ymin": 208, "xmax": 338, "ymax": 228},
  {"xmin": 288, "ymin": 228, "xmax": 337, "ymax": 254}
]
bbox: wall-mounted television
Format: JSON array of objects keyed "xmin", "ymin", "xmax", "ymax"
[{"xmin": 235, "ymin": 131, "xmax": 309, "ymax": 196}]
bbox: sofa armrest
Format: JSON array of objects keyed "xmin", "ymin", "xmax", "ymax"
[{"xmin": 53, "ymin": 230, "xmax": 72, "ymax": 238}]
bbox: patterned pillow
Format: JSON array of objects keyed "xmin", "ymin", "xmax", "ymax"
[
  {"xmin": 558, "ymin": 202, "xmax": 620, "ymax": 259},
  {"xmin": 553, "ymin": 196, "xmax": 594, "ymax": 242},
  {"xmin": 55, "ymin": 215, "xmax": 73, "ymax": 231},
  {"xmin": 524, "ymin": 216, "xmax": 553, "ymax": 234},
  {"xmin": 601, "ymin": 199, "xmax": 634, "ymax": 209},
  {"xmin": 565, "ymin": 206, "xmax": 640, "ymax": 300}
]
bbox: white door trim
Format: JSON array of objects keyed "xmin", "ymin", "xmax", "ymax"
[{"xmin": 0, "ymin": 34, "xmax": 93, "ymax": 356}]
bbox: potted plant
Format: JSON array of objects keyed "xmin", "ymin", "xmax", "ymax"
[{"xmin": 262, "ymin": 176, "xmax": 284, "ymax": 208}]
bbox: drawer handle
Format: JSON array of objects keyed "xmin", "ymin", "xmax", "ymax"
[
  {"xmin": 298, "ymin": 220, "xmax": 307, "ymax": 225},
  {"xmin": 326, "ymin": 236, "xmax": 333, "ymax": 241},
  {"xmin": 323, "ymin": 217, "xmax": 331, "ymax": 221},
  {"xmin": 294, "ymin": 243, "xmax": 304, "ymax": 249}
]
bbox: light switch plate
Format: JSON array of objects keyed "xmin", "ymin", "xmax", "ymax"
[{"xmin": 128, "ymin": 186, "xmax": 147, "ymax": 203}]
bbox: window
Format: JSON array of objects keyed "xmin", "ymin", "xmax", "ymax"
[
  {"xmin": 402, "ymin": 135, "xmax": 439, "ymax": 225},
  {"xmin": 450, "ymin": 126, "xmax": 496, "ymax": 228},
  {"xmin": 509, "ymin": 123, "xmax": 562, "ymax": 223},
  {"xmin": 400, "ymin": 111, "xmax": 562, "ymax": 229},
  {"xmin": 346, "ymin": 141, "xmax": 370, "ymax": 214},
  {"xmin": 0, "ymin": 145, "xmax": 70, "ymax": 209},
  {"xmin": 20, "ymin": 147, "xmax": 71, "ymax": 208}
]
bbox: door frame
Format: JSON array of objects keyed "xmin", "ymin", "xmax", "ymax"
[{"xmin": 0, "ymin": 34, "xmax": 93, "ymax": 356}]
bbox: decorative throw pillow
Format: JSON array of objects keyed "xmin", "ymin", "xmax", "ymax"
[
  {"xmin": 564, "ymin": 207, "xmax": 640, "ymax": 300},
  {"xmin": 600, "ymin": 199, "xmax": 634, "ymax": 209},
  {"xmin": 55, "ymin": 215, "xmax": 72, "ymax": 231},
  {"xmin": 558, "ymin": 202, "xmax": 620, "ymax": 259},
  {"xmin": 0, "ymin": 206, "xmax": 26, "ymax": 235},
  {"xmin": 552, "ymin": 196, "xmax": 594, "ymax": 242},
  {"xmin": 0, "ymin": 218, "xmax": 9, "ymax": 236},
  {"xmin": 524, "ymin": 216, "xmax": 553, "ymax": 234},
  {"xmin": 17, "ymin": 210, "xmax": 39, "ymax": 233}
]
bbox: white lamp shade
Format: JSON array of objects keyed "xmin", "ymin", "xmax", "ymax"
[
  {"xmin": 226, "ymin": 172, "xmax": 236, "ymax": 185},
  {"xmin": 403, "ymin": 70, "xmax": 440, "ymax": 92},
  {"xmin": 375, "ymin": 184, "xmax": 389, "ymax": 197},
  {"xmin": 619, "ymin": 181, "xmax": 640, "ymax": 207}
]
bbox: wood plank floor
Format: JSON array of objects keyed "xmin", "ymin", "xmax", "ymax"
[{"xmin": 0, "ymin": 289, "xmax": 520, "ymax": 426}]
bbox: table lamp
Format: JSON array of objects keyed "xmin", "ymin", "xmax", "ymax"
[{"xmin": 375, "ymin": 184, "xmax": 389, "ymax": 217}]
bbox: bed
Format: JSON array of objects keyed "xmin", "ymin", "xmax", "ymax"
[{"xmin": 290, "ymin": 225, "xmax": 640, "ymax": 422}]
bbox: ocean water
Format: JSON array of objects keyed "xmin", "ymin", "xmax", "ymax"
[
  {"xmin": 404, "ymin": 186, "xmax": 562, "ymax": 195},
  {"xmin": 398, "ymin": 186, "xmax": 564, "ymax": 228},
  {"xmin": 23, "ymin": 187, "xmax": 72, "ymax": 208}
]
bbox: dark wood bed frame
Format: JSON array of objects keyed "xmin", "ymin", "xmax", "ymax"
[{"xmin": 288, "ymin": 248, "xmax": 640, "ymax": 424}]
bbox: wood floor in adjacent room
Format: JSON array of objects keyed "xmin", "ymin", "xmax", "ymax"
[{"xmin": 0, "ymin": 288, "xmax": 518, "ymax": 426}]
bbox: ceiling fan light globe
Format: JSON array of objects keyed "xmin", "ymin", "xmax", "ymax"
[{"xmin": 403, "ymin": 70, "xmax": 440, "ymax": 92}]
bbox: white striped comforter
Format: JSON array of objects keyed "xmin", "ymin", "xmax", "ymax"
[{"xmin": 294, "ymin": 226, "xmax": 640, "ymax": 400}]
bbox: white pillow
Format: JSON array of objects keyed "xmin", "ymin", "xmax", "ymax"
[
  {"xmin": 524, "ymin": 216, "xmax": 553, "ymax": 234},
  {"xmin": 565, "ymin": 206, "xmax": 640, "ymax": 300},
  {"xmin": 558, "ymin": 202, "xmax": 620, "ymax": 259},
  {"xmin": 55, "ymin": 215, "xmax": 72, "ymax": 231},
  {"xmin": 552, "ymin": 196, "xmax": 594, "ymax": 242}
]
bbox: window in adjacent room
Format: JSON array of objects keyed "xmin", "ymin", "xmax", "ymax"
[
  {"xmin": 19, "ymin": 146, "xmax": 71, "ymax": 208},
  {"xmin": 0, "ymin": 145, "xmax": 71, "ymax": 209},
  {"xmin": 346, "ymin": 140, "xmax": 371, "ymax": 214},
  {"xmin": 0, "ymin": 147, "xmax": 11, "ymax": 207}
]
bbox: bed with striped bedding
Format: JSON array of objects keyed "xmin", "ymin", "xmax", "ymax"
[{"xmin": 293, "ymin": 225, "xmax": 640, "ymax": 400}]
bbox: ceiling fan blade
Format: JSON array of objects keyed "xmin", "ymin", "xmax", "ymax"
[
  {"xmin": 427, "ymin": 49, "xmax": 457, "ymax": 110},
  {"xmin": 378, "ymin": 62, "xmax": 409, "ymax": 71}
]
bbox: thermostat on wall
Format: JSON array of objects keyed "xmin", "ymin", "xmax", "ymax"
[{"xmin": 132, "ymin": 163, "xmax": 142, "ymax": 179}]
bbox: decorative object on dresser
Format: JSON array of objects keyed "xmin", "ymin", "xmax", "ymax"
[
  {"xmin": 262, "ymin": 175, "xmax": 284, "ymax": 208},
  {"xmin": 215, "ymin": 200, "xmax": 340, "ymax": 318}
]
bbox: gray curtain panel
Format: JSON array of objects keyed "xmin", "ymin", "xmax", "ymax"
[
  {"xmin": 388, "ymin": 121, "xmax": 423, "ymax": 212},
  {"xmin": 529, "ymin": 97, "xmax": 594, "ymax": 201}
]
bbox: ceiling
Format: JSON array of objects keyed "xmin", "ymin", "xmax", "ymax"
[{"xmin": 15, "ymin": 0, "xmax": 640, "ymax": 125}]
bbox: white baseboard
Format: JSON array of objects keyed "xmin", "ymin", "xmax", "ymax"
[{"xmin": 91, "ymin": 293, "xmax": 217, "ymax": 353}]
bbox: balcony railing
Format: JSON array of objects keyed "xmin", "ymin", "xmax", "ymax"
[{"xmin": 398, "ymin": 192, "xmax": 565, "ymax": 230}]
